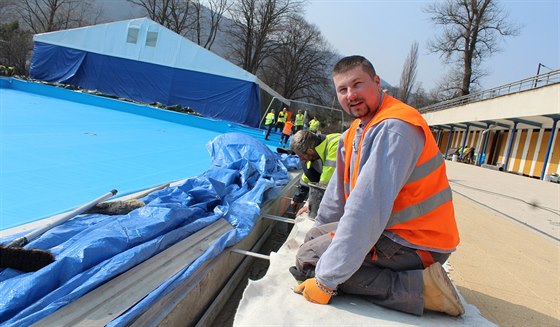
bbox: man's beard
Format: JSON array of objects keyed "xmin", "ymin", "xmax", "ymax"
[{"xmin": 348, "ymin": 99, "xmax": 371, "ymax": 119}]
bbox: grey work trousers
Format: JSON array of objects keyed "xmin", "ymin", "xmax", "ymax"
[{"xmin": 295, "ymin": 222, "xmax": 450, "ymax": 316}]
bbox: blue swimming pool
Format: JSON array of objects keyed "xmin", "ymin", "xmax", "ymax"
[{"xmin": 0, "ymin": 78, "xmax": 282, "ymax": 230}]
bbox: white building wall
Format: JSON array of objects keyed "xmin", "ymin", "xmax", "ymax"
[
  {"xmin": 508, "ymin": 130, "xmax": 523, "ymax": 171},
  {"xmin": 501, "ymin": 130, "xmax": 514, "ymax": 166},
  {"xmin": 529, "ymin": 129, "xmax": 545, "ymax": 176},
  {"xmin": 423, "ymin": 85, "xmax": 560, "ymax": 127},
  {"xmin": 518, "ymin": 129, "xmax": 533, "ymax": 174}
]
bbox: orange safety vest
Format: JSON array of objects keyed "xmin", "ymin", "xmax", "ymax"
[
  {"xmin": 342, "ymin": 95, "xmax": 459, "ymax": 250},
  {"xmin": 282, "ymin": 121, "xmax": 294, "ymax": 135}
]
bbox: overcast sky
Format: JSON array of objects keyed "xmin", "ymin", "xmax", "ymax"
[{"xmin": 303, "ymin": 0, "xmax": 560, "ymax": 91}]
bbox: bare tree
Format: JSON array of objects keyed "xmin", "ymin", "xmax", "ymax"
[
  {"xmin": 425, "ymin": 0, "xmax": 519, "ymax": 96},
  {"xmin": 0, "ymin": 0, "xmax": 17, "ymax": 24},
  {"xmin": 128, "ymin": 0, "xmax": 228, "ymax": 50},
  {"xmin": 434, "ymin": 65, "xmax": 484, "ymax": 100},
  {"xmin": 408, "ymin": 83, "xmax": 438, "ymax": 109},
  {"xmin": 16, "ymin": 0, "xmax": 103, "ymax": 33},
  {"xmin": 127, "ymin": 0, "xmax": 194, "ymax": 35},
  {"xmin": 261, "ymin": 15, "xmax": 333, "ymax": 101},
  {"xmin": 227, "ymin": 0, "xmax": 302, "ymax": 74},
  {"xmin": 397, "ymin": 41, "xmax": 419, "ymax": 104},
  {"xmin": 190, "ymin": 0, "xmax": 229, "ymax": 49},
  {"xmin": 0, "ymin": 21, "xmax": 33, "ymax": 74}
]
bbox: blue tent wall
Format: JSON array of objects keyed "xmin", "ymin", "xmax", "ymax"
[{"xmin": 30, "ymin": 42, "xmax": 261, "ymax": 127}]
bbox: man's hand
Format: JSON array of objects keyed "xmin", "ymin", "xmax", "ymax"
[
  {"xmin": 296, "ymin": 204, "xmax": 308, "ymax": 216},
  {"xmin": 290, "ymin": 200, "xmax": 303, "ymax": 213},
  {"xmin": 293, "ymin": 278, "xmax": 334, "ymax": 304}
]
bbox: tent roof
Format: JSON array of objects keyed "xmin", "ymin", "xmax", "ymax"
[{"xmin": 33, "ymin": 17, "xmax": 286, "ymax": 102}]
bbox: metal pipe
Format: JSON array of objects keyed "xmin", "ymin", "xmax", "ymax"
[
  {"xmin": 230, "ymin": 249, "xmax": 270, "ymax": 260},
  {"xmin": 259, "ymin": 97, "xmax": 279, "ymax": 129},
  {"xmin": 444, "ymin": 127, "xmax": 453, "ymax": 159},
  {"xmin": 459, "ymin": 125, "xmax": 470, "ymax": 161},
  {"xmin": 503, "ymin": 121, "xmax": 518, "ymax": 172},
  {"xmin": 478, "ymin": 123, "xmax": 492, "ymax": 166},
  {"xmin": 261, "ymin": 213, "xmax": 296, "ymax": 224}
]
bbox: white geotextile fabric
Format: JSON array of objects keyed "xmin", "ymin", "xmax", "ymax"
[{"xmin": 234, "ymin": 215, "xmax": 495, "ymax": 326}]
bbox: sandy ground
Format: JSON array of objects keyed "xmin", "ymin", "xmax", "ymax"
[
  {"xmin": 443, "ymin": 161, "xmax": 559, "ymax": 326},
  {"xmin": 449, "ymin": 195, "xmax": 559, "ymax": 326}
]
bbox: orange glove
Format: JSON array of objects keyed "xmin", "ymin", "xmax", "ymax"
[{"xmin": 293, "ymin": 278, "xmax": 335, "ymax": 304}]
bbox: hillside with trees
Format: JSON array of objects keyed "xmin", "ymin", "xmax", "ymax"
[{"xmin": 1, "ymin": 0, "xmax": 519, "ymax": 117}]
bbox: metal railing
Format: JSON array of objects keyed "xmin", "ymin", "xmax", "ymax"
[{"xmin": 419, "ymin": 69, "xmax": 560, "ymax": 113}]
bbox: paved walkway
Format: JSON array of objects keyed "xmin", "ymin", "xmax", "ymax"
[
  {"xmin": 444, "ymin": 161, "xmax": 560, "ymax": 326},
  {"xmin": 445, "ymin": 161, "xmax": 560, "ymax": 241}
]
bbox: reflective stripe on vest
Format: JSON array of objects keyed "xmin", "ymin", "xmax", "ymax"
[
  {"xmin": 407, "ymin": 152, "xmax": 444, "ymax": 183},
  {"xmin": 387, "ymin": 186, "xmax": 452, "ymax": 227},
  {"xmin": 302, "ymin": 133, "xmax": 340, "ymax": 185},
  {"xmin": 342, "ymin": 94, "xmax": 459, "ymax": 250},
  {"xmin": 320, "ymin": 134, "xmax": 340, "ymax": 167},
  {"xmin": 278, "ymin": 112, "xmax": 287, "ymax": 123}
]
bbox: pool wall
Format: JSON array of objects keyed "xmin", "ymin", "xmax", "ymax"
[{"xmin": 1, "ymin": 77, "xmax": 234, "ymax": 133}]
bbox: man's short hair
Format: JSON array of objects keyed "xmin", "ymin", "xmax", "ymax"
[
  {"xmin": 333, "ymin": 55, "xmax": 376, "ymax": 80},
  {"xmin": 290, "ymin": 130, "xmax": 321, "ymax": 153}
]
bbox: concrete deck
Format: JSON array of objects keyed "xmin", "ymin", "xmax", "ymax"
[
  {"xmin": 445, "ymin": 161, "xmax": 559, "ymax": 326},
  {"xmin": 234, "ymin": 160, "xmax": 560, "ymax": 326}
]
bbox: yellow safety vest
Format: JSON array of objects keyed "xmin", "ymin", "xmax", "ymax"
[
  {"xmin": 309, "ymin": 119, "xmax": 320, "ymax": 131},
  {"xmin": 265, "ymin": 112, "xmax": 275, "ymax": 125},
  {"xmin": 278, "ymin": 112, "xmax": 287, "ymax": 123},
  {"xmin": 295, "ymin": 114, "xmax": 304, "ymax": 126},
  {"xmin": 302, "ymin": 133, "xmax": 341, "ymax": 185}
]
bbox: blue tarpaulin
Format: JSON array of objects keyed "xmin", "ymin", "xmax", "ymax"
[{"xmin": 0, "ymin": 133, "xmax": 299, "ymax": 326}]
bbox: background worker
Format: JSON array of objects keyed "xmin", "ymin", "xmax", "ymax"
[
  {"xmin": 275, "ymin": 107, "xmax": 288, "ymax": 132},
  {"xmin": 294, "ymin": 110, "xmax": 305, "ymax": 132},
  {"xmin": 280, "ymin": 120, "xmax": 294, "ymax": 147},
  {"xmin": 264, "ymin": 109, "xmax": 276, "ymax": 140},
  {"xmin": 308, "ymin": 116, "xmax": 320, "ymax": 133},
  {"xmin": 293, "ymin": 55, "xmax": 464, "ymax": 317},
  {"xmin": 289, "ymin": 130, "xmax": 340, "ymax": 216}
]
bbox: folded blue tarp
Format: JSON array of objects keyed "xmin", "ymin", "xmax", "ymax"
[{"xmin": 0, "ymin": 133, "xmax": 299, "ymax": 326}]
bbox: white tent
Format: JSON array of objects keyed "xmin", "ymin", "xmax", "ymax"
[{"xmin": 30, "ymin": 18, "xmax": 285, "ymax": 127}]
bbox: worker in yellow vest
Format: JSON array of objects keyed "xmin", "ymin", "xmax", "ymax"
[
  {"xmin": 295, "ymin": 110, "xmax": 305, "ymax": 132},
  {"xmin": 308, "ymin": 116, "xmax": 320, "ymax": 133},
  {"xmin": 264, "ymin": 109, "xmax": 276, "ymax": 140},
  {"xmin": 289, "ymin": 131, "xmax": 341, "ymax": 216},
  {"xmin": 276, "ymin": 107, "xmax": 288, "ymax": 132}
]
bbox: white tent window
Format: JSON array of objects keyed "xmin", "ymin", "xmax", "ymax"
[
  {"xmin": 127, "ymin": 27, "xmax": 139, "ymax": 44},
  {"xmin": 146, "ymin": 31, "xmax": 158, "ymax": 47}
]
